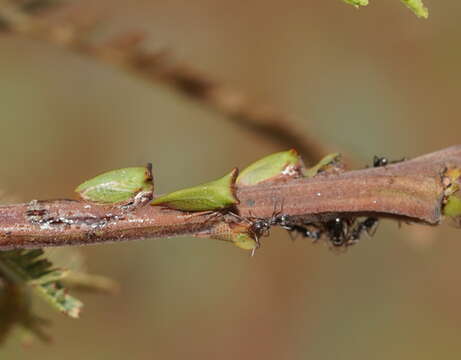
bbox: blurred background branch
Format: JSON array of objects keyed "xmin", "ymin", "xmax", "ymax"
[{"xmin": 0, "ymin": 0, "xmax": 339, "ymax": 165}]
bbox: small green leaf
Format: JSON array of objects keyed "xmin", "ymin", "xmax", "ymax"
[
  {"xmin": 343, "ymin": 0, "xmax": 369, "ymax": 8},
  {"xmin": 62, "ymin": 272, "xmax": 119, "ymax": 294},
  {"xmin": 303, "ymin": 153, "xmax": 341, "ymax": 178},
  {"xmin": 151, "ymin": 168, "xmax": 239, "ymax": 211},
  {"xmin": 237, "ymin": 149, "xmax": 303, "ymax": 186},
  {"xmin": 75, "ymin": 164, "xmax": 154, "ymax": 204},
  {"xmin": 401, "ymin": 0, "xmax": 428, "ymax": 19},
  {"xmin": 45, "ymin": 248, "xmax": 119, "ymax": 294}
]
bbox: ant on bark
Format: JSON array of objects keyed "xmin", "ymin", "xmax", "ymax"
[
  {"xmin": 274, "ymin": 156, "xmax": 403, "ymax": 248},
  {"xmin": 245, "ymin": 155, "xmax": 403, "ymax": 249},
  {"xmin": 274, "ymin": 215, "xmax": 378, "ymax": 249}
]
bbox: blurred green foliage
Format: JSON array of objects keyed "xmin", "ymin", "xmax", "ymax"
[
  {"xmin": 0, "ymin": 248, "xmax": 117, "ymax": 345},
  {"xmin": 343, "ymin": 0, "xmax": 428, "ymax": 18}
]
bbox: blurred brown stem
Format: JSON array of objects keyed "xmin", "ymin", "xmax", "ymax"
[
  {"xmin": 0, "ymin": 146, "xmax": 459, "ymax": 250},
  {"xmin": 0, "ymin": 1, "xmax": 336, "ymax": 165}
]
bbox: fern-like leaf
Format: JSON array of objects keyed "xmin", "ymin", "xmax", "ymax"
[{"xmin": 0, "ymin": 249, "xmax": 83, "ymax": 318}]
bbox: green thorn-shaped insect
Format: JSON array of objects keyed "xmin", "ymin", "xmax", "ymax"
[
  {"xmin": 343, "ymin": 0, "xmax": 369, "ymax": 8},
  {"xmin": 237, "ymin": 149, "xmax": 304, "ymax": 186},
  {"xmin": 75, "ymin": 164, "xmax": 154, "ymax": 204},
  {"xmin": 151, "ymin": 168, "xmax": 239, "ymax": 211},
  {"xmin": 303, "ymin": 153, "xmax": 341, "ymax": 178}
]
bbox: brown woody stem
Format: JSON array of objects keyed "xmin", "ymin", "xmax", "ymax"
[{"xmin": 0, "ymin": 146, "xmax": 460, "ymax": 250}]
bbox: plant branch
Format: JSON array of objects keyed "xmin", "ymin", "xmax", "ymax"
[
  {"xmin": 1, "ymin": 146, "xmax": 460, "ymax": 250},
  {"xmin": 0, "ymin": 1, "xmax": 334, "ymax": 165}
]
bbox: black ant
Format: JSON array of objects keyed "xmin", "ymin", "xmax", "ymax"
[
  {"xmin": 326, "ymin": 216, "xmax": 379, "ymax": 248},
  {"xmin": 281, "ymin": 216, "xmax": 378, "ymax": 249},
  {"xmin": 350, "ymin": 217, "xmax": 379, "ymax": 240},
  {"xmin": 248, "ymin": 205, "xmax": 283, "ymax": 239},
  {"xmin": 275, "ymin": 214, "xmax": 322, "ymax": 241},
  {"xmin": 325, "ymin": 217, "xmax": 349, "ymax": 247},
  {"xmin": 243, "ymin": 153, "xmax": 395, "ymax": 250},
  {"xmin": 250, "ymin": 218, "xmax": 273, "ymax": 235},
  {"xmin": 276, "ymin": 154, "xmax": 390, "ymax": 249},
  {"xmin": 372, "ymin": 155, "xmax": 406, "ymax": 167},
  {"xmin": 248, "ymin": 208, "xmax": 378, "ymax": 249},
  {"xmin": 373, "ymin": 156, "xmax": 389, "ymax": 167}
]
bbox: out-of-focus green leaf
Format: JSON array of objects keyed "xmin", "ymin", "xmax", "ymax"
[
  {"xmin": 0, "ymin": 249, "xmax": 82, "ymax": 318},
  {"xmin": 343, "ymin": 0, "xmax": 369, "ymax": 7},
  {"xmin": 343, "ymin": 0, "xmax": 428, "ymax": 18},
  {"xmin": 62, "ymin": 272, "xmax": 119, "ymax": 294},
  {"xmin": 0, "ymin": 281, "xmax": 52, "ymax": 345},
  {"xmin": 401, "ymin": 0, "xmax": 428, "ymax": 18},
  {"xmin": 45, "ymin": 248, "xmax": 119, "ymax": 294}
]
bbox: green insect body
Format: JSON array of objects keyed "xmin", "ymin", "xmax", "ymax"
[
  {"xmin": 303, "ymin": 153, "xmax": 341, "ymax": 178},
  {"xmin": 75, "ymin": 164, "xmax": 154, "ymax": 204},
  {"xmin": 150, "ymin": 168, "xmax": 239, "ymax": 211},
  {"xmin": 237, "ymin": 149, "xmax": 303, "ymax": 186}
]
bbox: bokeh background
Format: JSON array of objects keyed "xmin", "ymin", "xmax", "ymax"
[{"xmin": 2, "ymin": 0, "xmax": 461, "ymax": 359}]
